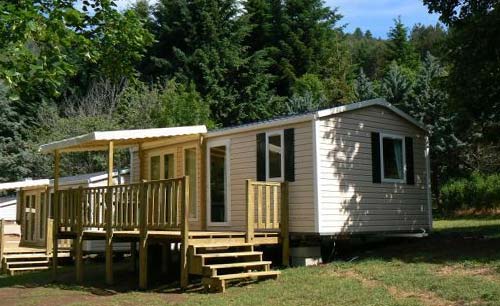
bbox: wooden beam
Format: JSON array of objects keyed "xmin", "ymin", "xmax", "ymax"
[
  {"xmin": 280, "ymin": 182, "xmax": 290, "ymax": 267},
  {"xmin": 0, "ymin": 219, "xmax": 4, "ymax": 270},
  {"xmin": 139, "ymin": 182, "xmax": 148, "ymax": 289},
  {"xmin": 75, "ymin": 187, "xmax": 84, "ymax": 283},
  {"xmin": 246, "ymin": 180, "xmax": 254, "ymax": 243},
  {"xmin": 180, "ymin": 176, "xmax": 190, "ymax": 289},
  {"xmin": 198, "ymin": 136, "xmax": 207, "ymax": 230},
  {"xmin": 108, "ymin": 141, "xmax": 114, "ymax": 186},
  {"xmin": 52, "ymin": 150, "xmax": 60, "ymax": 281},
  {"xmin": 105, "ymin": 141, "xmax": 114, "ymax": 285}
]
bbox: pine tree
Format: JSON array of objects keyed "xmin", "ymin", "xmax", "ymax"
[
  {"xmin": 386, "ymin": 17, "xmax": 419, "ymax": 69},
  {"xmin": 145, "ymin": 0, "xmax": 277, "ymax": 126},
  {"xmin": 381, "ymin": 61, "xmax": 412, "ymax": 107},
  {"xmin": 354, "ymin": 69, "xmax": 377, "ymax": 102}
]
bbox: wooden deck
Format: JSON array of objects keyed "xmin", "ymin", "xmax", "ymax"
[{"xmin": 51, "ymin": 177, "xmax": 289, "ymax": 291}]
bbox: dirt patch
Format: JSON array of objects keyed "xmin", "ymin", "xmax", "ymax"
[
  {"xmin": 337, "ymin": 269, "xmax": 458, "ymax": 306},
  {"xmin": 436, "ymin": 265, "xmax": 500, "ymax": 281}
]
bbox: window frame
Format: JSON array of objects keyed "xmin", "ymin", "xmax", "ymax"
[
  {"xmin": 265, "ymin": 130, "xmax": 285, "ymax": 182},
  {"xmin": 149, "ymin": 155, "xmax": 161, "ymax": 181},
  {"xmin": 206, "ymin": 139, "xmax": 231, "ymax": 227},
  {"xmin": 380, "ymin": 133, "xmax": 407, "ymax": 184}
]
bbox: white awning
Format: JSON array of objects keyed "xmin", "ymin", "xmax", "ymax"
[
  {"xmin": 0, "ymin": 179, "xmax": 50, "ymax": 191},
  {"xmin": 39, "ymin": 125, "xmax": 207, "ymax": 153}
]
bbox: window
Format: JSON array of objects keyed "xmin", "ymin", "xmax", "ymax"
[
  {"xmin": 381, "ymin": 134, "xmax": 406, "ymax": 182},
  {"xmin": 150, "ymin": 156, "xmax": 161, "ymax": 180},
  {"xmin": 208, "ymin": 144, "xmax": 229, "ymax": 224},
  {"xmin": 266, "ymin": 131, "xmax": 284, "ymax": 180},
  {"xmin": 184, "ymin": 148, "xmax": 197, "ymax": 219},
  {"xmin": 164, "ymin": 154, "xmax": 175, "ymax": 179}
]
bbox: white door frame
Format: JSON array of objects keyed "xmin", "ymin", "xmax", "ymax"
[{"xmin": 206, "ymin": 139, "xmax": 231, "ymax": 227}]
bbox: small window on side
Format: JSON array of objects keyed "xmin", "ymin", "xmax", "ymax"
[
  {"xmin": 381, "ymin": 135, "xmax": 406, "ymax": 182},
  {"xmin": 150, "ymin": 156, "xmax": 161, "ymax": 180},
  {"xmin": 266, "ymin": 132, "xmax": 284, "ymax": 181}
]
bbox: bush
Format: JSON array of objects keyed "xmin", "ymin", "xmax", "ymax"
[{"xmin": 440, "ymin": 172, "xmax": 500, "ymax": 214}]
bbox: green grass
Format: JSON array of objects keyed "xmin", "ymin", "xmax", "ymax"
[{"xmin": 2, "ymin": 216, "xmax": 500, "ymax": 305}]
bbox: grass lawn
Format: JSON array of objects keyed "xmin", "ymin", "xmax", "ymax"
[{"xmin": 1, "ymin": 217, "xmax": 500, "ymax": 306}]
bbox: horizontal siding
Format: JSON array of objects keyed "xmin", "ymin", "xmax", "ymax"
[
  {"xmin": 208, "ymin": 121, "xmax": 315, "ymax": 233},
  {"xmin": 318, "ymin": 105, "xmax": 430, "ymax": 234}
]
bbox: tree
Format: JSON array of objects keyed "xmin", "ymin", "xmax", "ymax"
[
  {"xmin": 423, "ymin": 1, "xmax": 500, "ymax": 149},
  {"xmin": 144, "ymin": 0, "xmax": 277, "ymax": 126},
  {"xmin": 346, "ymin": 28, "xmax": 387, "ymax": 79},
  {"xmin": 386, "ymin": 17, "xmax": 419, "ymax": 70},
  {"xmin": 405, "ymin": 53, "xmax": 461, "ymax": 200},
  {"xmin": 380, "ymin": 61, "xmax": 413, "ymax": 107},
  {"xmin": 0, "ymin": 82, "xmax": 30, "ymax": 182},
  {"xmin": 410, "ymin": 23, "xmax": 447, "ymax": 59},
  {"xmin": 244, "ymin": 0, "xmax": 343, "ymax": 96},
  {"xmin": 354, "ymin": 69, "xmax": 377, "ymax": 102}
]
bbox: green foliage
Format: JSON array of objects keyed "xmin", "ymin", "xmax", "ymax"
[
  {"xmin": 410, "ymin": 23, "xmax": 447, "ymax": 59},
  {"xmin": 354, "ymin": 69, "xmax": 377, "ymax": 102},
  {"xmin": 423, "ymin": 1, "xmax": 500, "ymax": 171},
  {"xmin": 291, "ymin": 73, "xmax": 326, "ymax": 103},
  {"xmin": 440, "ymin": 172, "xmax": 500, "ymax": 214},
  {"xmin": 386, "ymin": 17, "xmax": 419, "ymax": 70},
  {"xmin": 145, "ymin": 0, "xmax": 277, "ymax": 126},
  {"xmin": 380, "ymin": 61, "xmax": 413, "ymax": 107},
  {"xmin": 346, "ymin": 29, "xmax": 388, "ymax": 79}
]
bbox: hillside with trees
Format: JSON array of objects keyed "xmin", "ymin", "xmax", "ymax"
[{"xmin": 1, "ymin": 0, "xmax": 499, "ymax": 212}]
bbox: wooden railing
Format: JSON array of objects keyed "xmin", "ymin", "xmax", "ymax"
[
  {"xmin": 246, "ymin": 179, "xmax": 289, "ymax": 265},
  {"xmin": 56, "ymin": 177, "xmax": 187, "ymax": 232}
]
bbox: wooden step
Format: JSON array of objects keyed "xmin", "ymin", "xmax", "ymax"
[
  {"xmin": 205, "ymin": 261, "xmax": 272, "ymax": 270},
  {"xmin": 6, "ymin": 260, "xmax": 50, "ymax": 267},
  {"xmin": 7, "ymin": 266, "xmax": 50, "ymax": 276},
  {"xmin": 214, "ymin": 270, "xmax": 280, "ymax": 280},
  {"xmin": 203, "ymin": 270, "xmax": 280, "ymax": 292},
  {"xmin": 3, "ymin": 253, "xmax": 48, "ymax": 259},
  {"xmin": 192, "ymin": 242, "xmax": 254, "ymax": 248},
  {"xmin": 197, "ymin": 251, "xmax": 262, "ymax": 259}
]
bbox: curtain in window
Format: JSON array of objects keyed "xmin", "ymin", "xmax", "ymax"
[{"xmin": 394, "ymin": 140, "xmax": 404, "ymax": 179}]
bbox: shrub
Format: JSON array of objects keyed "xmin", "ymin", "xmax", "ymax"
[{"xmin": 440, "ymin": 172, "xmax": 500, "ymax": 214}]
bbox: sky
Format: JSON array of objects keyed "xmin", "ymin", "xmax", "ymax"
[
  {"xmin": 326, "ymin": 0, "xmax": 441, "ymax": 38},
  {"xmin": 114, "ymin": 0, "xmax": 441, "ymax": 39}
]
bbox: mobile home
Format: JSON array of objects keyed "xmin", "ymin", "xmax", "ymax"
[{"xmin": 38, "ymin": 98, "xmax": 431, "ymax": 291}]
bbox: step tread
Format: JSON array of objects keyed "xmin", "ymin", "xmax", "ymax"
[
  {"xmin": 7, "ymin": 260, "xmax": 50, "ymax": 266},
  {"xmin": 7, "ymin": 266, "xmax": 50, "ymax": 271},
  {"xmin": 4, "ymin": 254, "xmax": 49, "ymax": 259},
  {"xmin": 197, "ymin": 251, "xmax": 262, "ymax": 258},
  {"xmin": 213, "ymin": 270, "xmax": 281, "ymax": 280},
  {"xmin": 192, "ymin": 242, "xmax": 254, "ymax": 248},
  {"xmin": 206, "ymin": 261, "xmax": 272, "ymax": 269}
]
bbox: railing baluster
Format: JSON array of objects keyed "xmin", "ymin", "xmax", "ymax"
[
  {"xmin": 257, "ymin": 185, "xmax": 263, "ymax": 228},
  {"xmin": 266, "ymin": 185, "xmax": 271, "ymax": 229},
  {"xmin": 273, "ymin": 185, "xmax": 279, "ymax": 229}
]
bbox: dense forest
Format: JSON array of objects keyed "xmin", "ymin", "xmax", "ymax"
[{"xmin": 1, "ymin": 0, "xmax": 499, "ymax": 212}]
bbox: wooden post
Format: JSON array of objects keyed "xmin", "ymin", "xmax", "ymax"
[
  {"xmin": 245, "ymin": 180, "xmax": 255, "ymax": 243},
  {"xmin": 180, "ymin": 176, "xmax": 190, "ymax": 289},
  {"xmin": 45, "ymin": 219, "xmax": 53, "ymax": 256},
  {"xmin": 130, "ymin": 241, "xmax": 137, "ymax": 273},
  {"xmin": 280, "ymin": 182, "xmax": 290, "ymax": 267},
  {"xmin": 52, "ymin": 150, "xmax": 60, "ymax": 281},
  {"xmin": 198, "ymin": 136, "xmax": 207, "ymax": 230},
  {"xmin": 75, "ymin": 187, "xmax": 84, "ymax": 283},
  {"xmin": 139, "ymin": 182, "xmax": 148, "ymax": 289},
  {"xmin": 105, "ymin": 141, "xmax": 114, "ymax": 285},
  {"xmin": 0, "ymin": 219, "xmax": 4, "ymax": 271}
]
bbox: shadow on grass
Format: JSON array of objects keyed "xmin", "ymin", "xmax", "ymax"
[{"xmin": 333, "ymin": 216, "xmax": 500, "ymax": 266}]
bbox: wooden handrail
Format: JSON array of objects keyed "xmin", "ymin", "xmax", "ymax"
[
  {"xmin": 56, "ymin": 177, "xmax": 188, "ymax": 232},
  {"xmin": 245, "ymin": 179, "xmax": 289, "ymax": 266}
]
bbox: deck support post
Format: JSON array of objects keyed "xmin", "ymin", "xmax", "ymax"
[
  {"xmin": 280, "ymin": 182, "xmax": 290, "ymax": 267},
  {"xmin": 105, "ymin": 141, "xmax": 114, "ymax": 285},
  {"xmin": 75, "ymin": 187, "xmax": 84, "ymax": 283},
  {"xmin": 245, "ymin": 180, "xmax": 255, "ymax": 243},
  {"xmin": 0, "ymin": 219, "xmax": 4, "ymax": 269},
  {"xmin": 52, "ymin": 150, "xmax": 60, "ymax": 281},
  {"xmin": 130, "ymin": 241, "xmax": 137, "ymax": 272},
  {"xmin": 180, "ymin": 176, "xmax": 190, "ymax": 289},
  {"xmin": 139, "ymin": 181, "xmax": 148, "ymax": 289}
]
